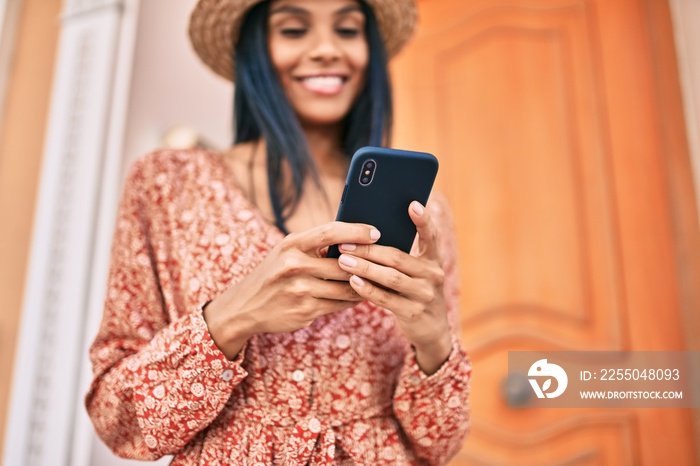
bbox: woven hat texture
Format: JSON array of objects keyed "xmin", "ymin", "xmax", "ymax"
[{"xmin": 189, "ymin": 0, "xmax": 417, "ymax": 81}]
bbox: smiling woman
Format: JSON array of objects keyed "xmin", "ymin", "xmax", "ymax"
[
  {"xmin": 84, "ymin": 0, "xmax": 472, "ymax": 464},
  {"xmin": 232, "ymin": 0, "xmax": 391, "ymax": 233}
]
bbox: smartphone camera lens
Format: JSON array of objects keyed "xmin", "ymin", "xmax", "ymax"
[{"xmin": 359, "ymin": 159, "xmax": 376, "ymax": 186}]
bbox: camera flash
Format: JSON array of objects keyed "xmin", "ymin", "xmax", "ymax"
[{"xmin": 365, "ymin": 170, "xmax": 370, "ymax": 175}]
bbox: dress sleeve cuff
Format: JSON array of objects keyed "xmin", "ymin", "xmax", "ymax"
[
  {"xmin": 184, "ymin": 305, "xmax": 248, "ymax": 388},
  {"xmin": 394, "ymin": 339, "xmax": 471, "ymax": 402}
]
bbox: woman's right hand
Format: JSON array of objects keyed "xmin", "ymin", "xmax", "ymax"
[{"xmin": 203, "ymin": 221, "xmax": 381, "ymax": 359}]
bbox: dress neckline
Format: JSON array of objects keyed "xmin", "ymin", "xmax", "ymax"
[{"xmin": 210, "ymin": 149, "xmax": 287, "ymax": 241}]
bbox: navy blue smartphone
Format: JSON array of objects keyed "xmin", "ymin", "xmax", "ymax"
[{"xmin": 327, "ymin": 146, "xmax": 439, "ymax": 258}]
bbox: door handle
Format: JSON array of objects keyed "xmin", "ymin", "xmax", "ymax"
[{"xmin": 501, "ymin": 372, "xmax": 533, "ymax": 407}]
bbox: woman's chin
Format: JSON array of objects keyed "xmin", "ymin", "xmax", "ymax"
[{"xmin": 297, "ymin": 111, "xmax": 350, "ymax": 129}]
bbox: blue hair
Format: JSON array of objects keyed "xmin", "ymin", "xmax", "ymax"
[{"xmin": 233, "ymin": 0, "xmax": 392, "ymax": 234}]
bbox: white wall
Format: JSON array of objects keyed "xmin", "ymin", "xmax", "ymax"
[{"xmin": 121, "ymin": 0, "xmax": 232, "ymax": 170}]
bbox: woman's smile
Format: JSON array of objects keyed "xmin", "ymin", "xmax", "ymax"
[{"xmin": 296, "ymin": 74, "xmax": 349, "ymax": 95}]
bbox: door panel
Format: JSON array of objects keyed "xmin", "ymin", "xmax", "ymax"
[{"xmin": 391, "ymin": 0, "xmax": 698, "ymax": 464}]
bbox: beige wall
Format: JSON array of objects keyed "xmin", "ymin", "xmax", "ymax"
[{"xmin": 0, "ymin": 0, "xmax": 62, "ymax": 458}]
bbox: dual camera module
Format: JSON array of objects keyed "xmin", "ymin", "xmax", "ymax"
[{"xmin": 359, "ymin": 159, "xmax": 377, "ymax": 186}]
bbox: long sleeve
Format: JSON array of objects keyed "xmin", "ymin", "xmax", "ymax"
[
  {"xmin": 85, "ymin": 157, "xmax": 247, "ymax": 460},
  {"xmin": 392, "ymin": 193, "xmax": 472, "ymax": 465}
]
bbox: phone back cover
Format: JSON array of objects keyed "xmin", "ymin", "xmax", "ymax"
[{"xmin": 330, "ymin": 147, "xmax": 438, "ymax": 257}]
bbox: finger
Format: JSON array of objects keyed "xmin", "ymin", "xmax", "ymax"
[
  {"xmin": 306, "ymin": 256, "xmax": 354, "ymax": 281},
  {"xmin": 338, "ymin": 254, "xmax": 434, "ymax": 303},
  {"xmin": 287, "ymin": 222, "xmax": 381, "ymax": 256},
  {"xmin": 408, "ymin": 201, "xmax": 441, "ymax": 260},
  {"xmin": 274, "ymin": 249, "xmax": 352, "ymax": 281},
  {"xmin": 338, "ymin": 242, "xmax": 425, "ymax": 278},
  {"xmin": 348, "ymin": 274, "xmax": 421, "ymax": 319},
  {"xmin": 309, "ymin": 276, "xmax": 363, "ymax": 302}
]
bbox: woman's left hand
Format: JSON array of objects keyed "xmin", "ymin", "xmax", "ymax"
[{"xmin": 336, "ymin": 201, "xmax": 453, "ymax": 375}]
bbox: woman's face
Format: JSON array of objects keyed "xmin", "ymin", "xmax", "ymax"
[{"xmin": 267, "ymin": 0, "xmax": 369, "ymax": 128}]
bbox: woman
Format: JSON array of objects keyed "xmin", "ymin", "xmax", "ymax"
[{"xmin": 86, "ymin": 0, "xmax": 471, "ymax": 464}]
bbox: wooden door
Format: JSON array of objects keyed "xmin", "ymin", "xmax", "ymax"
[{"xmin": 390, "ymin": 0, "xmax": 700, "ymax": 464}]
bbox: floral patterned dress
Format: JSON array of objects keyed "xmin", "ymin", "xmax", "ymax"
[{"xmin": 85, "ymin": 149, "xmax": 471, "ymax": 465}]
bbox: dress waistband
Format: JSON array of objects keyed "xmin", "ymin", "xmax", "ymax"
[{"xmin": 234, "ymin": 404, "xmax": 392, "ymax": 465}]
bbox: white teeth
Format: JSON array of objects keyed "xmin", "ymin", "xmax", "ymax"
[
  {"xmin": 301, "ymin": 76, "xmax": 343, "ymax": 91},
  {"xmin": 303, "ymin": 76, "xmax": 343, "ymax": 85}
]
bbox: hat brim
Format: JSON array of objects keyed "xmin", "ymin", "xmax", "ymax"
[{"xmin": 189, "ymin": 0, "xmax": 417, "ymax": 82}]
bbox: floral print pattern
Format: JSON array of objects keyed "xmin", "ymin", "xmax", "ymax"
[{"xmin": 85, "ymin": 149, "xmax": 471, "ymax": 465}]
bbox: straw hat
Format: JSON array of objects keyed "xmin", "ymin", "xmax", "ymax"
[{"xmin": 189, "ymin": 0, "xmax": 417, "ymax": 82}]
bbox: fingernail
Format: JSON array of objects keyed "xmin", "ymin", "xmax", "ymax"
[
  {"xmin": 339, "ymin": 254, "xmax": 357, "ymax": 267},
  {"xmin": 370, "ymin": 229, "xmax": 381, "ymax": 240},
  {"xmin": 350, "ymin": 275, "xmax": 365, "ymax": 287},
  {"xmin": 412, "ymin": 202, "xmax": 424, "ymax": 216},
  {"xmin": 340, "ymin": 243, "xmax": 356, "ymax": 251}
]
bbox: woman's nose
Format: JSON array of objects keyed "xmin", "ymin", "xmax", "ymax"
[{"xmin": 308, "ymin": 31, "xmax": 341, "ymax": 62}]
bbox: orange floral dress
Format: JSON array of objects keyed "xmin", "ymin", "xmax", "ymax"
[{"xmin": 85, "ymin": 149, "xmax": 471, "ymax": 465}]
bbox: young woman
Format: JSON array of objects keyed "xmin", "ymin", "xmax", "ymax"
[{"xmin": 86, "ymin": 0, "xmax": 471, "ymax": 464}]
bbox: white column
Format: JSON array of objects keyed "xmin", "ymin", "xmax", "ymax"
[{"xmin": 2, "ymin": 1, "xmax": 135, "ymax": 465}]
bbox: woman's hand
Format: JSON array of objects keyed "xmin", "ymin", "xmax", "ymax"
[
  {"xmin": 204, "ymin": 222, "xmax": 381, "ymax": 359},
  {"xmin": 336, "ymin": 201, "xmax": 453, "ymax": 375}
]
